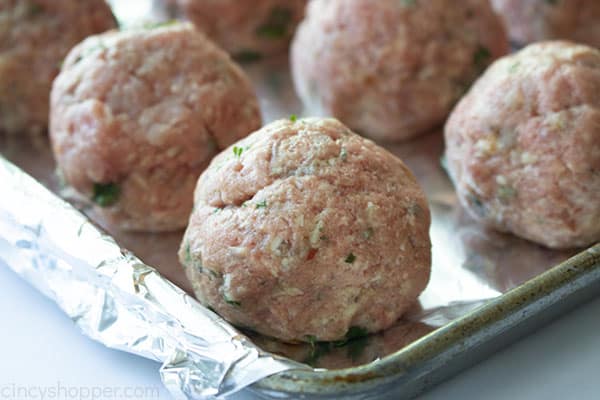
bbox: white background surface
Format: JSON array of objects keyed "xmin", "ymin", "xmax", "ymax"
[{"xmin": 1, "ymin": 263, "xmax": 600, "ymax": 400}]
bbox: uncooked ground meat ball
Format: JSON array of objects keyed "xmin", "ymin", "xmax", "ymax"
[
  {"xmin": 291, "ymin": 0, "xmax": 509, "ymax": 142},
  {"xmin": 174, "ymin": 0, "xmax": 307, "ymax": 59},
  {"xmin": 50, "ymin": 24, "xmax": 261, "ymax": 232},
  {"xmin": 0, "ymin": 0, "xmax": 116, "ymax": 135},
  {"xmin": 445, "ymin": 41, "xmax": 600, "ymax": 249},
  {"xmin": 179, "ymin": 117, "xmax": 431, "ymax": 343},
  {"xmin": 491, "ymin": 0, "xmax": 600, "ymax": 48}
]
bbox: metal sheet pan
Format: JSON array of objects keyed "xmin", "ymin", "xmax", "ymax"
[{"xmin": 1, "ymin": 1, "xmax": 599, "ymax": 398}]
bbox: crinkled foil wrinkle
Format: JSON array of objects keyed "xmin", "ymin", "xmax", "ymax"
[{"xmin": 0, "ymin": 158, "xmax": 303, "ymax": 399}]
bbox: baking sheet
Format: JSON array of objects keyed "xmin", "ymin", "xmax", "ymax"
[
  {"xmin": 0, "ymin": 1, "xmax": 591, "ymax": 398},
  {"xmin": 0, "ymin": 50, "xmax": 577, "ymax": 369}
]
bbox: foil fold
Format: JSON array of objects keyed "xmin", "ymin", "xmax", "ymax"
[{"xmin": 0, "ymin": 156, "xmax": 304, "ymax": 399}]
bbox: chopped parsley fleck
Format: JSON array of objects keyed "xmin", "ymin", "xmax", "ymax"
[
  {"xmin": 333, "ymin": 326, "xmax": 370, "ymax": 360},
  {"xmin": 256, "ymin": 6, "xmax": 293, "ymax": 39},
  {"xmin": 302, "ymin": 327, "xmax": 370, "ymax": 366},
  {"xmin": 233, "ymin": 146, "xmax": 243, "ymax": 158},
  {"xmin": 143, "ymin": 19, "xmax": 178, "ymax": 29},
  {"xmin": 409, "ymin": 203, "xmax": 424, "ymax": 218},
  {"xmin": 27, "ymin": 3, "xmax": 44, "ymax": 17},
  {"xmin": 223, "ymin": 294, "xmax": 241, "ymax": 307},
  {"xmin": 345, "ymin": 253, "xmax": 356, "ymax": 264},
  {"xmin": 340, "ymin": 147, "xmax": 348, "ymax": 161},
  {"xmin": 473, "ymin": 45, "xmax": 492, "ymax": 71},
  {"xmin": 303, "ymin": 341, "xmax": 332, "ymax": 366},
  {"xmin": 508, "ymin": 62, "xmax": 520, "ymax": 73},
  {"xmin": 340, "ymin": 326, "xmax": 369, "ymax": 343},
  {"xmin": 183, "ymin": 242, "xmax": 192, "ymax": 265},
  {"xmin": 74, "ymin": 42, "xmax": 107, "ymax": 64},
  {"xmin": 212, "ymin": 207, "xmax": 222, "ymax": 214},
  {"xmin": 467, "ymin": 192, "xmax": 487, "ymax": 217},
  {"xmin": 233, "ymin": 50, "xmax": 263, "ymax": 63},
  {"xmin": 497, "ymin": 185, "xmax": 517, "ymax": 201},
  {"xmin": 401, "ymin": 0, "xmax": 417, "ymax": 6},
  {"xmin": 92, "ymin": 182, "xmax": 120, "ymax": 207},
  {"xmin": 289, "ymin": 114, "xmax": 298, "ymax": 122},
  {"xmin": 256, "ymin": 200, "xmax": 267, "ymax": 209}
]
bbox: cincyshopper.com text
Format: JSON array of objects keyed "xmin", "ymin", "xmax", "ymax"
[{"xmin": 0, "ymin": 382, "xmax": 161, "ymax": 400}]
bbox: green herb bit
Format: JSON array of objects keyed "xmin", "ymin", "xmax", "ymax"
[
  {"xmin": 223, "ymin": 294, "xmax": 241, "ymax": 307},
  {"xmin": 143, "ymin": 19, "xmax": 178, "ymax": 29},
  {"xmin": 467, "ymin": 192, "xmax": 486, "ymax": 217},
  {"xmin": 289, "ymin": 114, "xmax": 298, "ymax": 122},
  {"xmin": 207, "ymin": 269, "xmax": 220, "ymax": 279},
  {"xmin": 497, "ymin": 185, "xmax": 517, "ymax": 201},
  {"xmin": 345, "ymin": 253, "xmax": 356, "ymax": 264},
  {"xmin": 409, "ymin": 203, "xmax": 424, "ymax": 218},
  {"xmin": 256, "ymin": 200, "xmax": 267, "ymax": 209},
  {"xmin": 75, "ymin": 42, "xmax": 107, "ymax": 64},
  {"xmin": 345, "ymin": 326, "xmax": 369, "ymax": 341},
  {"xmin": 401, "ymin": 0, "xmax": 417, "ymax": 6},
  {"xmin": 256, "ymin": 6, "xmax": 293, "ymax": 39},
  {"xmin": 334, "ymin": 326, "xmax": 371, "ymax": 362},
  {"xmin": 340, "ymin": 147, "xmax": 348, "ymax": 161},
  {"xmin": 27, "ymin": 3, "xmax": 44, "ymax": 17},
  {"xmin": 302, "ymin": 341, "xmax": 332, "ymax": 366},
  {"xmin": 333, "ymin": 326, "xmax": 369, "ymax": 347},
  {"xmin": 508, "ymin": 62, "xmax": 520, "ymax": 73},
  {"xmin": 545, "ymin": 0, "xmax": 558, "ymax": 5},
  {"xmin": 92, "ymin": 182, "xmax": 120, "ymax": 207},
  {"xmin": 362, "ymin": 227, "xmax": 374, "ymax": 240},
  {"xmin": 183, "ymin": 242, "xmax": 192, "ymax": 265},
  {"xmin": 305, "ymin": 335, "xmax": 317, "ymax": 347},
  {"xmin": 473, "ymin": 45, "xmax": 492, "ymax": 71},
  {"xmin": 233, "ymin": 146, "xmax": 243, "ymax": 158},
  {"xmin": 212, "ymin": 207, "xmax": 223, "ymax": 214},
  {"xmin": 233, "ymin": 50, "xmax": 263, "ymax": 63}
]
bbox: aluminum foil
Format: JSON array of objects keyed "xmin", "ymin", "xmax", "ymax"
[
  {"xmin": 0, "ymin": 0, "xmax": 584, "ymax": 398},
  {"xmin": 0, "ymin": 157, "xmax": 306, "ymax": 398}
]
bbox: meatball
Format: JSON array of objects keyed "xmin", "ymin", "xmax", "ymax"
[
  {"xmin": 50, "ymin": 24, "xmax": 261, "ymax": 232},
  {"xmin": 179, "ymin": 117, "xmax": 431, "ymax": 342},
  {"xmin": 174, "ymin": 0, "xmax": 307, "ymax": 59},
  {"xmin": 0, "ymin": 0, "xmax": 116, "ymax": 135},
  {"xmin": 444, "ymin": 41, "xmax": 600, "ymax": 249},
  {"xmin": 491, "ymin": 0, "xmax": 600, "ymax": 48},
  {"xmin": 291, "ymin": 0, "xmax": 509, "ymax": 142}
]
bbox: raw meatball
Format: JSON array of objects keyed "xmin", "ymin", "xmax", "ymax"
[
  {"xmin": 291, "ymin": 0, "xmax": 509, "ymax": 142},
  {"xmin": 50, "ymin": 24, "xmax": 262, "ymax": 232},
  {"xmin": 179, "ymin": 117, "xmax": 431, "ymax": 342},
  {"xmin": 445, "ymin": 41, "xmax": 600, "ymax": 249},
  {"xmin": 491, "ymin": 0, "xmax": 600, "ymax": 48},
  {"xmin": 174, "ymin": 0, "xmax": 307, "ymax": 60},
  {"xmin": 0, "ymin": 0, "xmax": 116, "ymax": 135}
]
